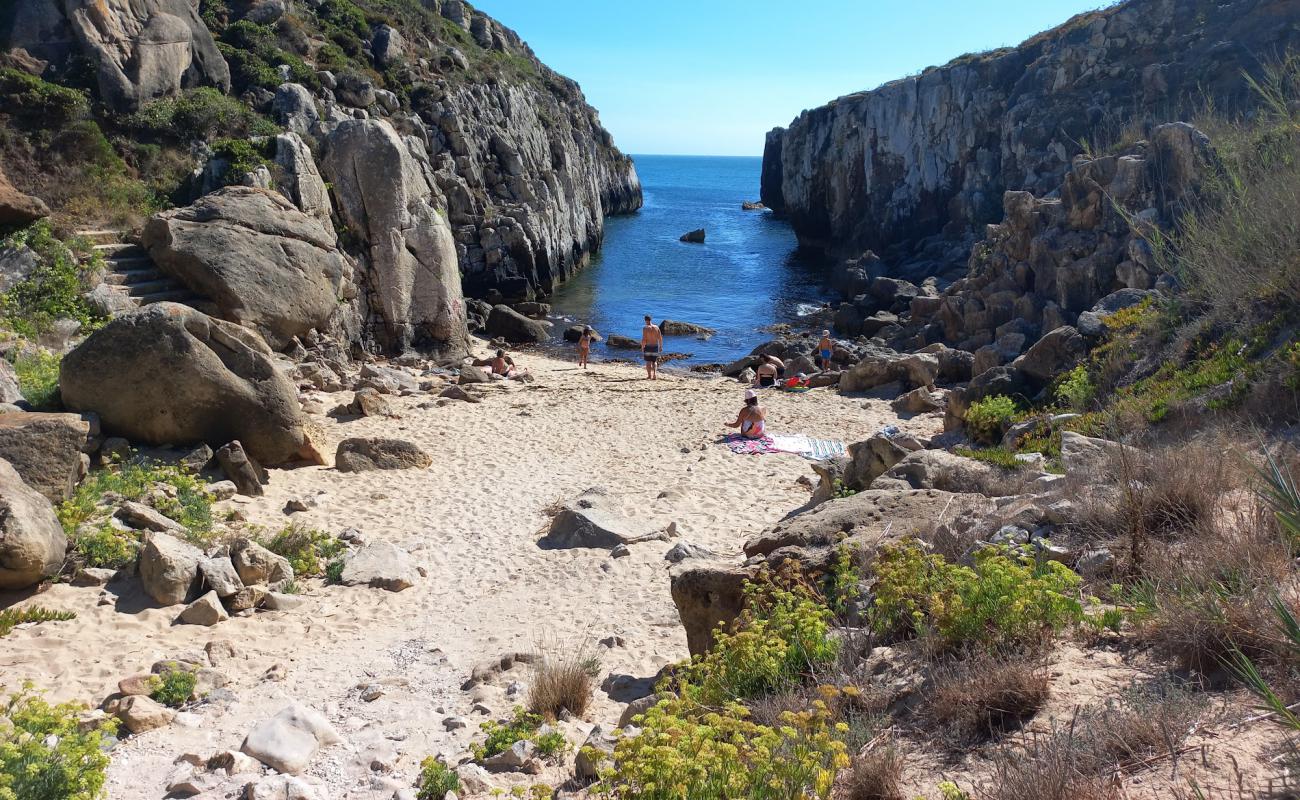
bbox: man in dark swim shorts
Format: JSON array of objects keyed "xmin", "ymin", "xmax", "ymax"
[{"xmin": 641, "ymin": 314, "xmax": 663, "ymax": 380}]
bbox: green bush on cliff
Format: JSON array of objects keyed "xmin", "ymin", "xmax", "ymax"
[
  {"xmin": 0, "ymin": 222, "xmax": 103, "ymax": 338},
  {"xmin": 124, "ymin": 88, "xmax": 278, "ymax": 142},
  {"xmin": 964, "ymin": 395, "xmax": 1020, "ymax": 445},
  {"xmin": 0, "ymin": 69, "xmax": 89, "ymax": 125},
  {"xmin": 209, "ymin": 138, "xmax": 276, "ymax": 188},
  {"xmin": 11, "ymin": 350, "xmax": 62, "ymax": 410},
  {"xmin": 0, "ymin": 684, "xmax": 115, "ymax": 800}
]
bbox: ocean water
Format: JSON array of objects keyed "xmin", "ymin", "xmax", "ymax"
[{"xmin": 545, "ymin": 154, "xmax": 832, "ymax": 364}]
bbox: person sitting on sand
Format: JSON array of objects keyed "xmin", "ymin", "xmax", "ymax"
[
  {"xmin": 491, "ymin": 349, "xmax": 523, "ymax": 379},
  {"xmin": 725, "ymin": 389, "xmax": 767, "ymax": 439},
  {"xmin": 641, "ymin": 315, "xmax": 663, "ymax": 380},
  {"xmin": 755, "ymin": 355, "xmax": 784, "ymax": 388},
  {"xmin": 817, "ymin": 330, "xmax": 834, "ymax": 370}
]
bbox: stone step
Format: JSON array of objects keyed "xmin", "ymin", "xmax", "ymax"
[
  {"xmin": 137, "ymin": 289, "xmax": 201, "ymax": 306},
  {"xmin": 103, "ymin": 269, "xmax": 164, "ymax": 286},
  {"xmin": 93, "ymin": 243, "xmax": 146, "ymax": 258},
  {"xmin": 126, "ymin": 278, "xmax": 184, "ymax": 296},
  {"xmin": 105, "ymin": 255, "xmax": 153, "ymax": 270},
  {"xmin": 76, "ymin": 229, "xmax": 129, "ymax": 246}
]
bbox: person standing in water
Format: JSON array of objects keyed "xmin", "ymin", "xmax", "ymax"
[
  {"xmin": 578, "ymin": 326, "xmax": 594, "ymax": 370},
  {"xmin": 641, "ymin": 315, "xmax": 663, "ymax": 380}
]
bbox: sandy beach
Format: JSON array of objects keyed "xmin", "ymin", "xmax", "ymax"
[{"xmin": 0, "ymin": 347, "xmax": 936, "ymax": 799}]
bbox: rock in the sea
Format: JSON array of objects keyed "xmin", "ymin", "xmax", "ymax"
[
  {"xmin": 241, "ymin": 704, "xmax": 343, "ymax": 774},
  {"xmin": 177, "ymin": 590, "xmax": 228, "ymax": 626},
  {"xmin": 339, "ymin": 543, "xmax": 418, "ymax": 591},
  {"xmin": 139, "ymin": 531, "xmax": 204, "ymax": 606},
  {"xmin": 0, "ymin": 412, "xmax": 93, "ymax": 502},
  {"xmin": 679, "ymin": 229, "xmax": 705, "ymax": 243},
  {"xmin": 486, "ymin": 304, "xmax": 550, "ymax": 343},
  {"xmin": 142, "ymin": 187, "xmax": 352, "ymax": 348},
  {"xmin": 60, "ymin": 304, "xmax": 323, "ymax": 466},
  {"xmin": 117, "ymin": 695, "xmax": 175, "ymax": 734},
  {"xmin": 659, "ymin": 320, "xmax": 715, "ymax": 337},
  {"xmin": 605, "ymin": 334, "xmax": 640, "ymax": 350},
  {"xmin": 0, "ymin": 457, "xmax": 67, "ymax": 590},
  {"xmin": 335, "ymin": 438, "xmax": 432, "ymax": 472}
]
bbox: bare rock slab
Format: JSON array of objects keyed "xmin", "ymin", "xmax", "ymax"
[
  {"xmin": 139, "ymin": 531, "xmax": 204, "ymax": 606},
  {"xmin": 539, "ymin": 491, "xmax": 667, "ymax": 550},
  {"xmin": 241, "ymin": 704, "xmax": 343, "ymax": 774},
  {"xmin": 334, "ymin": 437, "xmax": 432, "ymax": 472},
  {"xmin": 177, "ymin": 590, "xmax": 229, "ymax": 626},
  {"xmin": 339, "ymin": 543, "xmax": 418, "ymax": 591}
]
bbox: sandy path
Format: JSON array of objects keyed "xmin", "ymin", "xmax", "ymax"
[{"xmin": 0, "ymin": 349, "xmax": 934, "ymax": 799}]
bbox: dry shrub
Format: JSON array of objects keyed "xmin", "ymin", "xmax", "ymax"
[
  {"xmin": 1140, "ymin": 495, "xmax": 1297, "ymax": 684},
  {"xmin": 840, "ymin": 745, "xmax": 904, "ymax": 800},
  {"xmin": 749, "ymin": 684, "xmax": 888, "ymax": 752},
  {"xmin": 920, "ymin": 654, "xmax": 1051, "ymax": 747},
  {"xmin": 982, "ymin": 683, "xmax": 1203, "ymax": 800},
  {"xmin": 1070, "ymin": 440, "xmax": 1235, "ymax": 548},
  {"xmin": 527, "ymin": 642, "xmax": 598, "ymax": 719}
]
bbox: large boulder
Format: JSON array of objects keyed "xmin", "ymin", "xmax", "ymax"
[
  {"xmin": 670, "ymin": 562, "xmax": 755, "ymax": 656},
  {"xmin": 0, "ymin": 360, "xmax": 24, "ymax": 407},
  {"xmin": 1010, "ymin": 326, "xmax": 1086, "ymax": 385},
  {"xmin": 230, "ymin": 538, "xmax": 293, "ymax": 587},
  {"xmin": 0, "ymin": 166, "xmax": 49, "ymax": 226},
  {"xmin": 882, "ymin": 449, "xmax": 1011, "ymax": 495},
  {"xmin": 334, "ymin": 438, "xmax": 432, "ymax": 472},
  {"xmin": 138, "ymin": 531, "xmax": 203, "ymax": 606},
  {"xmin": 0, "ymin": 457, "xmax": 67, "ymax": 589},
  {"xmin": 486, "ymin": 304, "xmax": 550, "ymax": 343},
  {"xmin": 59, "ymin": 304, "xmax": 324, "ymax": 466},
  {"xmin": 323, "ymin": 119, "xmax": 467, "ymax": 355},
  {"xmin": 143, "ymin": 187, "xmax": 351, "ymax": 348},
  {"xmin": 27, "ymin": 0, "xmax": 232, "ymax": 111},
  {"xmin": 242, "ymin": 705, "xmax": 343, "ymax": 775},
  {"xmin": 0, "ymin": 412, "xmax": 93, "ymax": 502},
  {"xmin": 338, "ymin": 543, "xmax": 418, "ymax": 591},
  {"xmin": 538, "ymin": 490, "xmax": 665, "ymax": 550},
  {"xmin": 743, "ymin": 489, "xmax": 995, "ymax": 559}
]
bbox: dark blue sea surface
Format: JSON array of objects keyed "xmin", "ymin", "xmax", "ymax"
[{"xmin": 546, "ymin": 155, "xmax": 833, "ymax": 364}]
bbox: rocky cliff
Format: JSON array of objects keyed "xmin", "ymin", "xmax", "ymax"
[
  {"xmin": 761, "ymin": 0, "xmax": 1300, "ymax": 276},
  {"xmin": 1, "ymin": 0, "xmax": 641, "ymax": 355}
]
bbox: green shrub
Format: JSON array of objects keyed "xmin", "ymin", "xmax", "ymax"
[
  {"xmin": 675, "ymin": 579, "xmax": 839, "ymax": 707},
  {"xmin": 72, "ymin": 522, "xmax": 139, "ymax": 569},
  {"xmin": 0, "ymin": 607, "xmax": 75, "ymax": 638},
  {"xmin": 415, "ymin": 757, "xmax": 459, "ymax": 799},
  {"xmin": 0, "ymin": 68, "xmax": 88, "ymax": 125},
  {"xmin": 964, "ymin": 395, "xmax": 1019, "ymax": 445},
  {"xmin": 149, "ymin": 669, "xmax": 197, "ymax": 708},
  {"xmin": 871, "ymin": 542, "xmax": 1085, "ymax": 650},
  {"xmin": 598, "ymin": 694, "xmax": 848, "ymax": 800},
  {"xmin": 1055, "ymin": 365, "xmax": 1095, "ymax": 411},
  {"xmin": 472, "ymin": 707, "xmax": 566, "ymax": 761},
  {"xmin": 0, "ymin": 222, "xmax": 103, "ymax": 338},
  {"xmin": 262, "ymin": 523, "xmax": 345, "ymax": 577},
  {"xmin": 11, "ymin": 350, "xmax": 61, "ymax": 410},
  {"xmin": 60, "ymin": 458, "xmax": 215, "ymax": 545},
  {"xmin": 208, "ymin": 137, "xmax": 275, "ymax": 187},
  {"xmin": 325, "ymin": 558, "xmax": 345, "ymax": 584},
  {"xmin": 124, "ymin": 87, "xmax": 278, "ymax": 141},
  {"xmin": 219, "ymin": 21, "xmax": 318, "ymax": 91},
  {"xmin": 954, "ymin": 445, "xmax": 1023, "ymax": 470},
  {"xmin": 0, "ymin": 684, "xmax": 115, "ymax": 800}
]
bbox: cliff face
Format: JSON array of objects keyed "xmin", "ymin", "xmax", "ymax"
[
  {"xmin": 1, "ymin": 0, "xmax": 640, "ymax": 354},
  {"xmin": 761, "ymin": 0, "xmax": 1300, "ymax": 273}
]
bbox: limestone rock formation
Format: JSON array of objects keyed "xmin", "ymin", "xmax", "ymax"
[
  {"xmin": 762, "ymin": 0, "xmax": 1299, "ymax": 273},
  {"xmin": 9, "ymin": 0, "xmax": 231, "ymax": 111},
  {"xmin": 143, "ymin": 187, "xmax": 352, "ymax": 348},
  {"xmin": 323, "ymin": 119, "xmax": 468, "ymax": 355},
  {"xmin": 59, "ymin": 304, "xmax": 323, "ymax": 466},
  {"xmin": 0, "ymin": 457, "xmax": 67, "ymax": 589}
]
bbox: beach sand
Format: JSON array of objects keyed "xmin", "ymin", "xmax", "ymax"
[{"xmin": 0, "ymin": 347, "xmax": 937, "ymax": 798}]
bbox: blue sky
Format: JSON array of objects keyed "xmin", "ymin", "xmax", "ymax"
[{"xmin": 473, "ymin": 0, "xmax": 1107, "ymax": 156}]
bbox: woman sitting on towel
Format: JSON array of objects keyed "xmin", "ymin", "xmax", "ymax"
[{"xmin": 725, "ymin": 389, "xmax": 767, "ymax": 439}]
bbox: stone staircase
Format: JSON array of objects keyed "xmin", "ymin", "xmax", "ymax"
[{"xmin": 78, "ymin": 230, "xmax": 204, "ymax": 309}]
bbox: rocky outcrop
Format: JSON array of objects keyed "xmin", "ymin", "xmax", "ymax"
[
  {"xmin": 0, "ymin": 165, "xmax": 48, "ymax": 226},
  {"xmin": 762, "ymin": 0, "xmax": 1299, "ymax": 273},
  {"xmin": 323, "ymin": 119, "xmax": 468, "ymax": 356},
  {"xmin": 59, "ymin": 304, "xmax": 323, "ymax": 466},
  {"xmin": 0, "ymin": 412, "xmax": 94, "ymax": 502},
  {"xmin": 9, "ymin": 0, "xmax": 231, "ymax": 111},
  {"xmin": 143, "ymin": 187, "xmax": 353, "ymax": 348},
  {"xmin": 0, "ymin": 457, "xmax": 67, "ymax": 589}
]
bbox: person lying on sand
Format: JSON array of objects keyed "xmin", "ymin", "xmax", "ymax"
[
  {"xmin": 491, "ymin": 349, "xmax": 530, "ymax": 380},
  {"xmin": 725, "ymin": 389, "xmax": 767, "ymax": 439},
  {"xmin": 755, "ymin": 354, "xmax": 785, "ymax": 388},
  {"xmin": 578, "ymin": 326, "xmax": 594, "ymax": 369}
]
